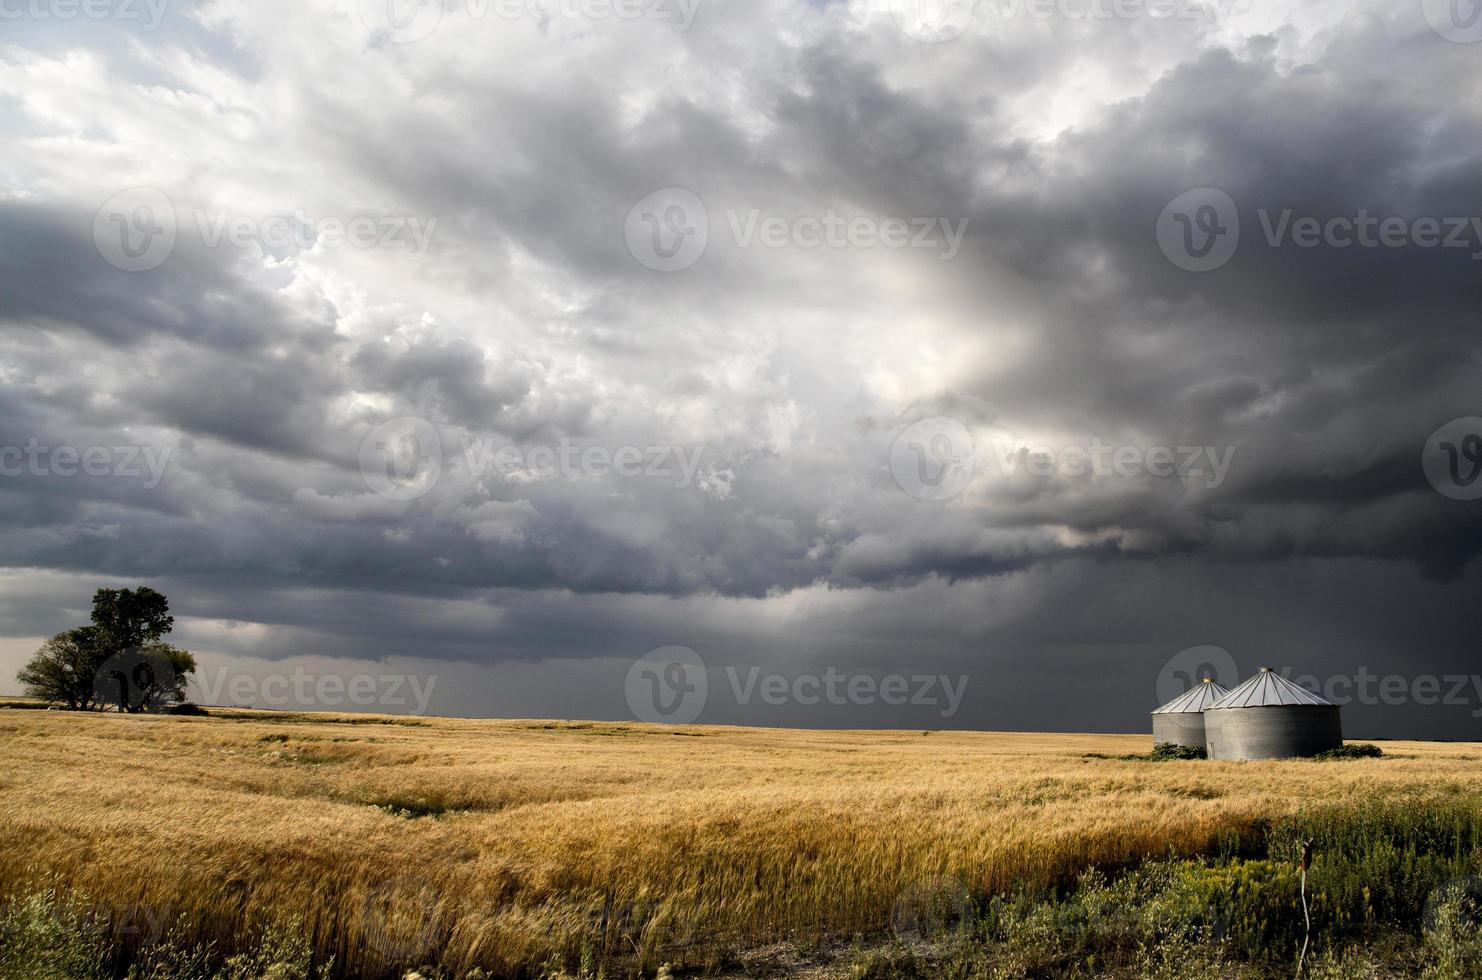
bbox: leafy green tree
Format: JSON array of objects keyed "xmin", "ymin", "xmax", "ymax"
[
  {"xmin": 16, "ymin": 628, "xmax": 104, "ymax": 710},
  {"xmin": 95, "ymin": 642, "xmax": 197, "ymax": 713},
  {"xmin": 16, "ymin": 587, "xmax": 194, "ymax": 712},
  {"xmin": 89, "ymin": 587, "xmax": 174, "ymax": 651}
]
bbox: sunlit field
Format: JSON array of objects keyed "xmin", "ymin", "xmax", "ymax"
[{"xmin": 3, "ymin": 705, "xmax": 1481, "ymax": 978}]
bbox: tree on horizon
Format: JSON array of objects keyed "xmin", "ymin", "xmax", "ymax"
[{"xmin": 17, "ymin": 586, "xmax": 196, "ymax": 712}]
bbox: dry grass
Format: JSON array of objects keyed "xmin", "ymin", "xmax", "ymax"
[{"xmin": 2, "ymin": 706, "xmax": 1480, "ymax": 977}]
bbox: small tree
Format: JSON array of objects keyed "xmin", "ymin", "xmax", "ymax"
[
  {"xmin": 16, "ymin": 628, "xmax": 104, "ymax": 710},
  {"xmin": 16, "ymin": 587, "xmax": 195, "ymax": 712}
]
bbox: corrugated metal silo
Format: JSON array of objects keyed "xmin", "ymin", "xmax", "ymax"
[
  {"xmin": 1203, "ymin": 668, "xmax": 1343, "ymax": 760},
  {"xmin": 1151, "ymin": 677, "xmax": 1230, "ymax": 748}
]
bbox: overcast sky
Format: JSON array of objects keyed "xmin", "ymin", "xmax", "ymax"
[{"xmin": 2, "ymin": 0, "xmax": 1481, "ymax": 738}]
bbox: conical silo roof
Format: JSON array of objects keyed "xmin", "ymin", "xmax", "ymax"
[
  {"xmin": 1152, "ymin": 677, "xmax": 1231, "ymax": 714},
  {"xmin": 1207, "ymin": 668, "xmax": 1332, "ymax": 709}
]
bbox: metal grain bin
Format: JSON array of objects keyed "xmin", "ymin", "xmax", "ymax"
[
  {"xmin": 1203, "ymin": 668, "xmax": 1343, "ymax": 760},
  {"xmin": 1151, "ymin": 677, "xmax": 1230, "ymax": 748}
]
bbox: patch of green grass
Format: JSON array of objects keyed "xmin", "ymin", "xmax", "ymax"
[
  {"xmin": 283, "ymin": 751, "xmax": 342, "ymax": 766},
  {"xmin": 363, "ymin": 789, "xmax": 490, "ymax": 819},
  {"xmin": 0, "ymin": 887, "xmax": 331, "ymax": 980},
  {"xmin": 1312, "ymin": 743, "xmax": 1384, "ymax": 761},
  {"xmin": 841, "ymin": 796, "xmax": 1482, "ymax": 979},
  {"xmin": 0, "ymin": 884, "xmax": 110, "ymax": 980},
  {"xmin": 372, "ymin": 795, "xmax": 458, "ymax": 819},
  {"xmin": 129, "ymin": 921, "xmax": 332, "ymax": 980}
]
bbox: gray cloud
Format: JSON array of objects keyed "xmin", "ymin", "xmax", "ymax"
[{"xmin": 1, "ymin": 0, "xmax": 1479, "ymax": 736}]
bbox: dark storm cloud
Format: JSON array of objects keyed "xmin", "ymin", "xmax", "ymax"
[
  {"xmin": 352, "ymin": 337, "xmax": 536, "ymax": 432},
  {"xmin": 1, "ymin": 0, "xmax": 1480, "ymax": 736},
  {"xmin": 0, "ymin": 200, "xmax": 318, "ymax": 350},
  {"xmin": 862, "ymin": 21, "xmax": 1482, "ymax": 581}
]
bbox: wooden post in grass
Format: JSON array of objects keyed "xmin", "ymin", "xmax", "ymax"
[{"xmin": 1296, "ymin": 839, "xmax": 1315, "ymax": 978}]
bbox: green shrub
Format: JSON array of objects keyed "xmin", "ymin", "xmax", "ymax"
[
  {"xmin": 0, "ymin": 886, "xmax": 330, "ymax": 980},
  {"xmin": 892, "ymin": 797, "xmax": 1482, "ymax": 979},
  {"xmin": 845, "ymin": 942, "xmax": 931, "ymax": 979},
  {"xmin": 1312, "ymin": 744, "xmax": 1383, "ymax": 761},
  {"xmin": 1423, "ymin": 883, "xmax": 1482, "ymax": 980},
  {"xmin": 0, "ymin": 885, "xmax": 110, "ymax": 980},
  {"xmin": 1148, "ymin": 743, "xmax": 1207, "ymax": 761}
]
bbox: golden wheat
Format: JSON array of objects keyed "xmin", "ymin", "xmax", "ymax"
[{"xmin": 2, "ymin": 706, "xmax": 1480, "ymax": 976}]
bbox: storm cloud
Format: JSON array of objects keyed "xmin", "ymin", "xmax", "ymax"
[{"xmin": 1, "ymin": 0, "xmax": 1479, "ymax": 736}]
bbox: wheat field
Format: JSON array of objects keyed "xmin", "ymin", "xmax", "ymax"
[{"xmin": 2, "ymin": 706, "xmax": 1481, "ymax": 977}]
